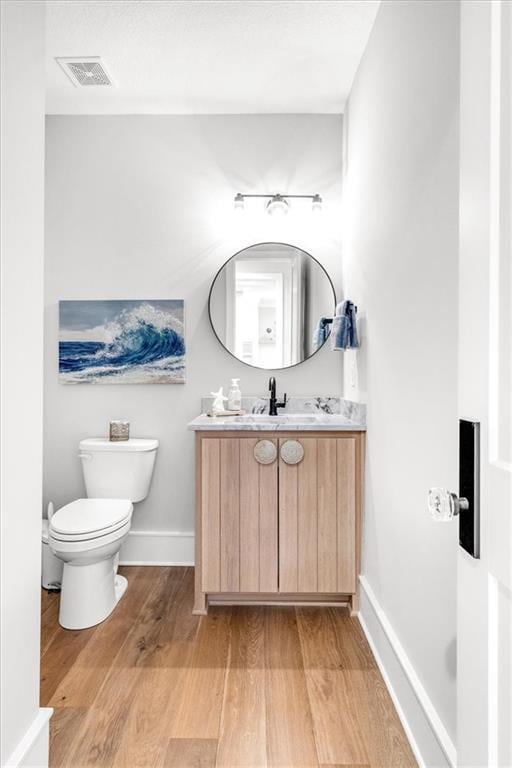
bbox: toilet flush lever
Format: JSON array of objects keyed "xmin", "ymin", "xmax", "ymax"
[
  {"xmin": 428, "ymin": 487, "xmax": 469, "ymax": 522},
  {"xmin": 78, "ymin": 452, "xmax": 93, "ymax": 461}
]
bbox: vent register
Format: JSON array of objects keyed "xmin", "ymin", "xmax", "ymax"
[{"xmin": 55, "ymin": 57, "xmax": 114, "ymax": 87}]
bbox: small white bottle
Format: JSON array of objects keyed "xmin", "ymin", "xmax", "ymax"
[{"xmin": 227, "ymin": 378, "xmax": 242, "ymax": 411}]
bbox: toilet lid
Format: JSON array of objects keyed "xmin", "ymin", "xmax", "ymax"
[
  {"xmin": 79, "ymin": 438, "xmax": 159, "ymax": 452},
  {"xmin": 50, "ymin": 498, "xmax": 133, "ymax": 536}
]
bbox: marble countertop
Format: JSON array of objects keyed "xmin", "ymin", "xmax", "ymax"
[
  {"xmin": 188, "ymin": 396, "xmax": 366, "ymax": 431},
  {"xmin": 188, "ymin": 412, "xmax": 366, "ymax": 432}
]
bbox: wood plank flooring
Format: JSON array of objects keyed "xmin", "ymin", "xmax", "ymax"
[{"xmin": 41, "ymin": 566, "xmax": 417, "ymax": 768}]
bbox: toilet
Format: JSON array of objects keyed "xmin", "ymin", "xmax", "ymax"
[{"xmin": 49, "ymin": 437, "xmax": 158, "ymax": 630}]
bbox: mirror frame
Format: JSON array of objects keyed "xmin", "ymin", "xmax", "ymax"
[{"xmin": 208, "ymin": 241, "xmax": 337, "ymax": 371}]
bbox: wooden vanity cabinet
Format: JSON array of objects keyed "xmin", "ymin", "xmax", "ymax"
[
  {"xmin": 194, "ymin": 431, "xmax": 365, "ymax": 615},
  {"xmin": 199, "ymin": 436, "xmax": 279, "ymax": 595}
]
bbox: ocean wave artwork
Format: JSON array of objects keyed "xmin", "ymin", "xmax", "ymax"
[{"xmin": 59, "ymin": 300, "xmax": 185, "ymax": 384}]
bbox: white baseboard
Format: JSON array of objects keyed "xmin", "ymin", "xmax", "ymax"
[
  {"xmin": 4, "ymin": 707, "xmax": 53, "ymax": 768},
  {"xmin": 358, "ymin": 576, "xmax": 456, "ymax": 768},
  {"xmin": 119, "ymin": 530, "xmax": 194, "ymax": 566}
]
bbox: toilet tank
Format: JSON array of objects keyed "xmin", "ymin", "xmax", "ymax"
[{"xmin": 79, "ymin": 438, "xmax": 159, "ymax": 502}]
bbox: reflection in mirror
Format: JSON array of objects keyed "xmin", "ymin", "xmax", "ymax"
[{"xmin": 209, "ymin": 243, "xmax": 336, "ymax": 370}]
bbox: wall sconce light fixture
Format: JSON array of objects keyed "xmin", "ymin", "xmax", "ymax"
[{"xmin": 233, "ymin": 192, "xmax": 323, "ymax": 215}]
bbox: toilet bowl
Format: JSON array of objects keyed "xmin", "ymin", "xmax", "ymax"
[
  {"xmin": 49, "ymin": 498, "xmax": 132, "ymax": 629},
  {"xmin": 49, "ymin": 437, "xmax": 158, "ymax": 630}
]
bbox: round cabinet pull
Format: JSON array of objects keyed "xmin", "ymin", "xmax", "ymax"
[
  {"xmin": 280, "ymin": 439, "xmax": 304, "ymax": 465},
  {"xmin": 253, "ymin": 439, "xmax": 277, "ymax": 465}
]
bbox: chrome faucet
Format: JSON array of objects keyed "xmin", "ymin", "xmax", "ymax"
[{"xmin": 268, "ymin": 376, "xmax": 287, "ymax": 416}]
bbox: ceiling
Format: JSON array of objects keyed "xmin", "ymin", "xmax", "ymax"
[{"xmin": 46, "ymin": 1, "xmax": 380, "ymax": 115}]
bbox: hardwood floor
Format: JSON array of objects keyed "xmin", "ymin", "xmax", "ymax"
[{"xmin": 40, "ymin": 567, "xmax": 417, "ymax": 768}]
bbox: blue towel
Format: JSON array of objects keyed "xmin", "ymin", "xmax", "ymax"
[
  {"xmin": 312, "ymin": 317, "xmax": 331, "ymax": 351},
  {"xmin": 331, "ymin": 300, "xmax": 359, "ymax": 350}
]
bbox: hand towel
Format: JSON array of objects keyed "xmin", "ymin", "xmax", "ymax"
[
  {"xmin": 331, "ymin": 300, "xmax": 359, "ymax": 350},
  {"xmin": 312, "ymin": 317, "xmax": 331, "ymax": 351}
]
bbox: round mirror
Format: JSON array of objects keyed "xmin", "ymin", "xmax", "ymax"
[{"xmin": 209, "ymin": 242, "xmax": 336, "ymax": 370}]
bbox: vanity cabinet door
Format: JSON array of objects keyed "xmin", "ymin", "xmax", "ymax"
[
  {"xmin": 278, "ymin": 436, "xmax": 357, "ymax": 594},
  {"xmin": 201, "ymin": 437, "xmax": 278, "ymax": 594}
]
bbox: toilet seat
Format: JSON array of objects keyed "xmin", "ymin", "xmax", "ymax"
[
  {"xmin": 49, "ymin": 519, "xmax": 131, "ymax": 553},
  {"xmin": 50, "ymin": 498, "xmax": 133, "ymax": 542}
]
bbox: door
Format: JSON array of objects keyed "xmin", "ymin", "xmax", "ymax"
[
  {"xmin": 457, "ymin": 3, "xmax": 512, "ymax": 765},
  {"xmin": 278, "ymin": 436, "xmax": 358, "ymax": 594},
  {"xmin": 231, "ymin": 254, "xmax": 296, "ymax": 368},
  {"xmin": 201, "ymin": 437, "xmax": 278, "ymax": 594}
]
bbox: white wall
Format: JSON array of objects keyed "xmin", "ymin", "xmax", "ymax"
[
  {"xmin": 0, "ymin": 2, "xmax": 51, "ymax": 766},
  {"xmin": 44, "ymin": 115, "xmax": 343, "ymax": 560},
  {"xmin": 342, "ymin": 0, "xmax": 459, "ymax": 761}
]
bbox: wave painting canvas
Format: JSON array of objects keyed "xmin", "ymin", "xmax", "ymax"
[{"xmin": 59, "ymin": 300, "xmax": 185, "ymax": 384}]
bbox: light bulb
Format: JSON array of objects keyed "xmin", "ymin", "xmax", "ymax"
[
  {"xmin": 312, "ymin": 194, "xmax": 323, "ymax": 213},
  {"xmin": 266, "ymin": 194, "xmax": 289, "ymax": 217},
  {"xmin": 234, "ymin": 193, "xmax": 245, "ymax": 212}
]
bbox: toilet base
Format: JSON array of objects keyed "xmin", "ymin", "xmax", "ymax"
[
  {"xmin": 59, "ymin": 556, "xmax": 128, "ymax": 630},
  {"xmin": 115, "ymin": 573, "xmax": 128, "ymax": 603}
]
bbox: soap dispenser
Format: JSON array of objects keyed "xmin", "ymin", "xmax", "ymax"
[{"xmin": 228, "ymin": 378, "xmax": 242, "ymax": 411}]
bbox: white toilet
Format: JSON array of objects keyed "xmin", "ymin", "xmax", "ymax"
[{"xmin": 49, "ymin": 437, "xmax": 158, "ymax": 630}]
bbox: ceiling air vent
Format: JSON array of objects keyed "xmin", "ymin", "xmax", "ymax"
[{"xmin": 55, "ymin": 57, "xmax": 115, "ymax": 88}]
